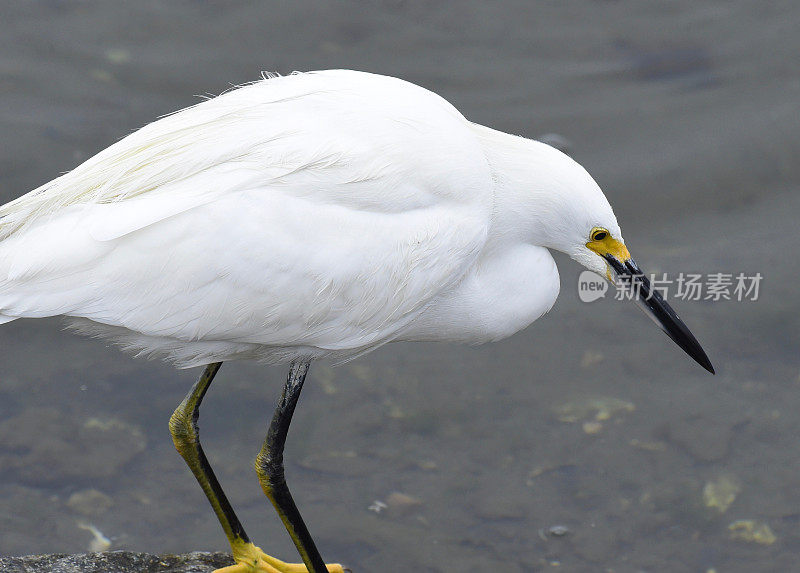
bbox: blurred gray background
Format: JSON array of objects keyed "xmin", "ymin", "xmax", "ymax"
[{"xmin": 1, "ymin": 2, "xmax": 799, "ymax": 571}]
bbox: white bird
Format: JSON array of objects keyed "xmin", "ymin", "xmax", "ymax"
[{"xmin": 0, "ymin": 70, "xmax": 713, "ymax": 573}]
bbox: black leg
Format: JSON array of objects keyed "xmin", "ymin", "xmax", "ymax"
[{"xmin": 255, "ymin": 360, "xmax": 328, "ymax": 573}]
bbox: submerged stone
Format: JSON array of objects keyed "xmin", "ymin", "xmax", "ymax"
[
  {"xmin": 702, "ymin": 475, "xmax": 741, "ymax": 514},
  {"xmin": 728, "ymin": 520, "xmax": 777, "ymax": 545}
]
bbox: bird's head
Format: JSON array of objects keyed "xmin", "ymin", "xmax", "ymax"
[{"xmin": 526, "ymin": 142, "xmax": 714, "ymax": 374}]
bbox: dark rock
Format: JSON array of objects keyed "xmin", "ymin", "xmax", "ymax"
[
  {"xmin": 569, "ymin": 525, "xmax": 618, "ymax": 564},
  {"xmin": 0, "ymin": 551, "xmax": 234, "ymax": 573},
  {"xmin": 0, "ymin": 408, "xmax": 146, "ymax": 484},
  {"xmin": 664, "ymin": 414, "xmax": 738, "ymax": 462}
]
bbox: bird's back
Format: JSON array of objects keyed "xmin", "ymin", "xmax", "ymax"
[
  {"xmin": 0, "ymin": 71, "xmax": 478, "ymax": 237},
  {"xmin": 0, "ymin": 70, "xmax": 498, "ymax": 366}
]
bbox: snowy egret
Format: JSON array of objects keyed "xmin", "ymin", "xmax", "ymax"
[{"xmin": 1, "ymin": 70, "xmax": 713, "ymax": 572}]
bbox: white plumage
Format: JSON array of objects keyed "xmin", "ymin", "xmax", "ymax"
[
  {"xmin": 0, "ymin": 70, "xmax": 717, "ymax": 573},
  {"xmin": 0, "ymin": 70, "xmax": 617, "ymax": 367}
]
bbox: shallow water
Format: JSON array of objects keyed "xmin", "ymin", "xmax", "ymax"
[{"xmin": 1, "ymin": 2, "xmax": 799, "ymax": 571}]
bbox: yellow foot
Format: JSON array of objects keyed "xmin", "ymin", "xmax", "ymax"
[{"xmin": 214, "ymin": 542, "xmax": 345, "ymax": 573}]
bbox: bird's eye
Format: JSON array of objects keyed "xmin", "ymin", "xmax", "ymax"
[{"xmin": 591, "ymin": 229, "xmax": 608, "ymax": 242}]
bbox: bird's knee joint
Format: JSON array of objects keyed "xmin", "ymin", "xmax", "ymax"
[
  {"xmin": 168, "ymin": 410, "xmax": 196, "ymax": 451},
  {"xmin": 255, "ymin": 451, "xmax": 285, "ymax": 486}
]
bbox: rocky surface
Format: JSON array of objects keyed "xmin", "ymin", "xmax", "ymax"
[{"xmin": 0, "ymin": 551, "xmax": 234, "ymax": 573}]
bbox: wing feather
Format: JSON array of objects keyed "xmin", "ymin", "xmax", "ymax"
[{"xmin": 0, "ymin": 70, "xmax": 495, "ymax": 364}]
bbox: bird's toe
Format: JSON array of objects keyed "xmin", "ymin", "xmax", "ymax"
[{"xmin": 215, "ymin": 542, "xmax": 344, "ymax": 573}]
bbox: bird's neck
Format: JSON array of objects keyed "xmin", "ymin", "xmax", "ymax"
[{"xmin": 472, "ymin": 123, "xmax": 583, "ymax": 255}]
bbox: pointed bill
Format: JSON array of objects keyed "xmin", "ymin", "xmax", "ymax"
[{"xmin": 604, "ymin": 255, "xmax": 715, "ymax": 374}]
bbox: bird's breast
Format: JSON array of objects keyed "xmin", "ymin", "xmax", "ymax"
[{"xmin": 397, "ymin": 243, "xmax": 560, "ymax": 344}]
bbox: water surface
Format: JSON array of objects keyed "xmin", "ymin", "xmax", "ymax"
[{"xmin": 1, "ymin": 2, "xmax": 799, "ymax": 571}]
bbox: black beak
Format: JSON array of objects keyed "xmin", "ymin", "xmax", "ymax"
[{"xmin": 604, "ymin": 255, "xmax": 715, "ymax": 374}]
